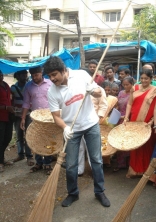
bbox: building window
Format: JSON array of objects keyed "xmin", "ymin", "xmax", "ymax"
[
  {"xmin": 134, "ymin": 8, "xmax": 143, "ymax": 15},
  {"xmin": 64, "ymin": 12, "xmax": 77, "ymax": 24},
  {"xmin": 63, "ymin": 37, "xmax": 90, "ymax": 49},
  {"xmin": 101, "ymin": 38, "xmax": 107, "ymax": 43},
  {"xmin": 105, "ymin": 11, "xmax": 121, "ymax": 22},
  {"xmin": 50, "ymin": 10, "xmax": 61, "ymax": 21},
  {"xmin": 5, "ymin": 11, "xmax": 23, "ymax": 22},
  {"xmin": 33, "ymin": 10, "xmax": 41, "ymax": 20}
]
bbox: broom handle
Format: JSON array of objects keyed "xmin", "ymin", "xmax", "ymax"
[
  {"xmin": 62, "ymin": 0, "xmax": 132, "ymax": 152},
  {"xmin": 111, "ymin": 158, "xmax": 156, "ymax": 222}
]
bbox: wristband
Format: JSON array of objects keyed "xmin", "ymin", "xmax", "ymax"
[{"xmin": 153, "ymin": 125, "xmax": 156, "ymax": 129}]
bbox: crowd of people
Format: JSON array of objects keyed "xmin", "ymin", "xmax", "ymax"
[{"xmin": 0, "ymin": 58, "xmax": 156, "ymax": 208}]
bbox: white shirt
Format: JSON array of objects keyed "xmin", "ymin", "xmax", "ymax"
[{"xmin": 48, "ymin": 69, "xmax": 99, "ymax": 131}]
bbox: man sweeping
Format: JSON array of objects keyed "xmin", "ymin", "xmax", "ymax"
[{"xmin": 44, "ymin": 56, "xmax": 110, "ymax": 208}]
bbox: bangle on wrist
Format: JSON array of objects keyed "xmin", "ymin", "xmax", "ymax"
[
  {"xmin": 153, "ymin": 125, "xmax": 156, "ymax": 129},
  {"xmin": 124, "ymin": 117, "xmax": 129, "ymax": 121}
]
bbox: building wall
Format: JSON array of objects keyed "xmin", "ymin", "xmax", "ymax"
[{"xmin": 4, "ymin": 0, "xmax": 156, "ymax": 59}]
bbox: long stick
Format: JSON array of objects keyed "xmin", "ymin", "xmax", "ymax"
[{"xmin": 63, "ymin": 0, "xmax": 132, "ymax": 152}]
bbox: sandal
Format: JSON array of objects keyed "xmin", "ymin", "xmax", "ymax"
[
  {"xmin": 43, "ymin": 165, "xmax": 53, "ymax": 175},
  {"xmin": 0, "ymin": 164, "xmax": 4, "ymax": 172},
  {"xmin": 13, "ymin": 156, "xmax": 25, "ymax": 162},
  {"xmin": 27, "ymin": 158, "xmax": 35, "ymax": 166},
  {"xmin": 4, "ymin": 160, "xmax": 14, "ymax": 166},
  {"xmin": 30, "ymin": 164, "xmax": 42, "ymax": 173},
  {"xmin": 113, "ymin": 167, "xmax": 120, "ymax": 172}
]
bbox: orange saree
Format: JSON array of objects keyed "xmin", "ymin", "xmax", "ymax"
[{"xmin": 127, "ymin": 85, "xmax": 156, "ymax": 177}]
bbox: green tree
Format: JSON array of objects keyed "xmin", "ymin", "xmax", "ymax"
[
  {"xmin": 120, "ymin": 5, "xmax": 156, "ymax": 43},
  {"xmin": 0, "ymin": 0, "xmax": 28, "ymax": 56}
]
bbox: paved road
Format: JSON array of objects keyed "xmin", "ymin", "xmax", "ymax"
[{"xmin": 53, "ymin": 167, "xmax": 156, "ymax": 222}]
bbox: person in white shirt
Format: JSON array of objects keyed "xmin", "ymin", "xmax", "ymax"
[{"xmin": 44, "ymin": 56, "xmax": 110, "ymax": 208}]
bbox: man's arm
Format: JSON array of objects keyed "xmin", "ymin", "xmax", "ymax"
[
  {"xmin": 51, "ymin": 110, "xmax": 66, "ymax": 130},
  {"xmin": 91, "ymin": 87, "xmax": 102, "ymax": 98}
]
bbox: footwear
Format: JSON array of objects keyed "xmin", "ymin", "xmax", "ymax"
[
  {"xmin": 113, "ymin": 167, "xmax": 120, "ymax": 172},
  {"xmin": 0, "ymin": 164, "xmax": 4, "ymax": 173},
  {"xmin": 43, "ymin": 165, "xmax": 53, "ymax": 175},
  {"xmin": 30, "ymin": 164, "xmax": 43, "ymax": 173},
  {"xmin": 27, "ymin": 158, "xmax": 35, "ymax": 166},
  {"xmin": 78, "ymin": 173, "xmax": 84, "ymax": 177},
  {"xmin": 62, "ymin": 194, "xmax": 79, "ymax": 207},
  {"xmin": 4, "ymin": 160, "xmax": 14, "ymax": 165},
  {"xmin": 13, "ymin": 156, "xmax": 24, "ymax": 162},
  {"xmin": 95, "ymin": 192, "xmax": 110, "ymax": 207}
]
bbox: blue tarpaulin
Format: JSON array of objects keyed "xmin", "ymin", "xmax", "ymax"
[{"xmin": 1, "ymin": 40, "xmax": 156, "ymax": 74}]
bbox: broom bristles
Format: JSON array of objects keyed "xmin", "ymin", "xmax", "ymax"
[
  {"xmin": 27, "ymin": 152, "xmax": 66, "ymax": 222},
  {"xmin": 111, "ymin": 158, "xmax": 156, "ymax": 222}
]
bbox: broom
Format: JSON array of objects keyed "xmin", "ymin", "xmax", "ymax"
[
  {"xmin": 27, "ymin": 1, "xmax": 132, "ymax": 222},
  {"xmin": 111, "ymin": 158, "xmax": 156, "ymax": 222}
]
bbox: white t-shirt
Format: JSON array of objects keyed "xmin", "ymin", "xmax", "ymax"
[{"xmin": 47, "ymin": 69, "xmax": 99, "ymax": 131}]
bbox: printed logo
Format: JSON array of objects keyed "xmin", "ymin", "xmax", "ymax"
[{"xmin": 65, "ymin": 94, "xmax": 84, "ymax": 106}]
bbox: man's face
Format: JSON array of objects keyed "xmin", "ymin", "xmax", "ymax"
[
  {"xmin": 31, "ymin": 72, "xmax": 43, "ymax": 84},
  {"xmin": 119, "ymin": 71, "xmax": 127, "ymax": 81},
  {"xmin": 48, "ymin": 70, "xmax": 65, "ymax": 86},
  {"xmin": 88, "ymin": 63, "xmax": 97, "ymax": 75},
  {"xmin": 106, "ymin": 69, "xmax": 114, "ymax": 80},
  {"xmin": 114, "ymin": 65, "xmax": 119, "ymax": 72},
  {"xmin": 18, "ymin": 73, "xmax": 28, "ymax": 84}
]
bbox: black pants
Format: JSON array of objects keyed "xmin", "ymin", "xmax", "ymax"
[{"xmin": 0, "ymin": 121, "xmax": 13, "ymax": 164}]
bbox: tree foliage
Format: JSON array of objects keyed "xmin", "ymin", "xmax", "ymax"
[
  {"xmin": 120, "ymin": 5, "xmax": 156, "ymax": 43},
  {"xmin": 0, "ymin": 0, "xmax": 28, "ymax": 56}
]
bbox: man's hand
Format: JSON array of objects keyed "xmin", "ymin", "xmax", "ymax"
[
  {"xmin": 63, "ymin": 126, "xmax": 73, "ymax": 141},
  {"xmin": 86, "ymin": 83, "xmax": 95, "ymax": 95},
  {"xmin": 20, "ymin": 118, "xmax": 25, "ymax": 130}
]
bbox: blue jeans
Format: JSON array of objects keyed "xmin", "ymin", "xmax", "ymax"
[
  {"xmin": 14, "ymin": 115, "xmax": 33, "ymax": 159},
  {"xmin": 35, "ymin": 154, "xmax": 53, "ymax": 166},
  {"xmin": 65, "ymin": 123, "xmax": 105, "ymax": 195}
]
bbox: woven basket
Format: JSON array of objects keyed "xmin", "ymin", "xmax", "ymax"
[
  {"xmin": 108, "ymin": 122, "xmax": 151, "ymax": 151},
  {"xmin": 100, "ymin": 124, "xmax": 116, "ymax": 156},
  {"xmin": 30, "ymin": 109, "xmax": 54, "ymax": 123},
  {"xmin": 26, "ymin": 121, "xmax": 63, "ymax": 156}
]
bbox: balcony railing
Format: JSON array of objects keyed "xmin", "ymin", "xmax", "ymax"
[
  {"xmin": 63, "ymin": 41, "xmax": 90, "ymax": 49},
  {"xmin": 63, "ymin": 19, "xmax": 76, "ymax": 24},
  {"xmin": 50, "ymin": 16, "xmax": 61, "ymax": 22}
]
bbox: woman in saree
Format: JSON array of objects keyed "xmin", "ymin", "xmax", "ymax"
[
  {"xmin": 114, "ymin": 77, "xmax": 134, "ymax": 172},
  {"xmin": 124, "ymin": 70, "xmax": 156, "ymax": 178}
]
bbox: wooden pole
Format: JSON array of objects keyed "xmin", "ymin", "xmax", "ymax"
[
  {"xmin": 47, "ymin": 24, "xmax": 49, "ymax": 56},
  {"xmin": 75, "ymin": 15, "xmax": 85, "ymax": 68},
  {"xmin": 137, "ymin": 30, "xmax": 141, "ymax": 82}
]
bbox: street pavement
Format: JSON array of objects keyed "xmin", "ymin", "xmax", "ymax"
[{"xmin": 53, "ymin": 167, "xmax": 156, "ymax": 222}]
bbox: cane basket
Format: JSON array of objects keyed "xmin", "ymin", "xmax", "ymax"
[
  {"xmin": 26, "ymin": 109, "xmax": 63, "ymax": 156},
  {"xmin": 108, "ymin": 122, "xmax": 151, "ymax": 151},
  {"xmin": 100, "ymin": 124, "xmax": 117, "ymax": 156}
]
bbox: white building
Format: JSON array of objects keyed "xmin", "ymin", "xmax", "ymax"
[{"xmin": 3, "ymin": 0, "xmax": 156, "ymax": 61}]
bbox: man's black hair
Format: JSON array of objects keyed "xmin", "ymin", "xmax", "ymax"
[
  {"xmin": 29, "ymin": 66, "xmax": 43, "ymax": 75},
  {"xmin": 119, "ymin": 68, "xmax": 131, "ymax": 75},
  {"xmin": 105, "ymin": 66, "xmax": 114, "ymax": 73},
  {"xmin": 14, "ymin": 70, "xmax": 28, "ymax": 79},
  {"xmin": 79, "ymin": 67, "xmax": 91, "ymax": 75},
  {"xmin": 0, "ymin": 70, "xmax": 3, "ymax": 75},
  {"xmin": 88, "ymin": 59, "xmax": 98, "ymax": 66},
  {"xmin": 43, "ymin": 56, "xmax": 65, "ymax": 74},
  {"xmin": 112, "ymin": 62, "xmax": 119, "ymax": 67}
]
